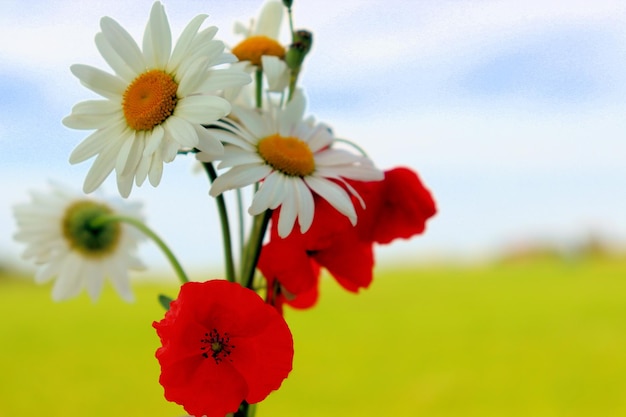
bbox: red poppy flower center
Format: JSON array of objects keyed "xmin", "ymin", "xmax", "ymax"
[{"xmin": 200, "ymin": 328, "xmax": 234, "ymax": 364}]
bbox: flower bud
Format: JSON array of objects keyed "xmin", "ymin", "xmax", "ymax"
[{"xmin": 285, "ymin": 30, "xmax": 313, "ymax": 71}]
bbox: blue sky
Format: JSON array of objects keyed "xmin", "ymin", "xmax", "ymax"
[{"xmin": 1, "ymin": 0, "xmax": 625, "ymax": 275}]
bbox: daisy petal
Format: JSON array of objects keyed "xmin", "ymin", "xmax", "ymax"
[
  {"xmin": 148, "ymin": 150, "xmax": 164, "ymax": 186},
  {"xmin": 70, "ymin": 64, "xmax": 126, "ymax": 100},
  {"xmin": 34, "ymin": 260, "xmax": 62, "ymax": 284},
  {"xmin": 51, "ymin": 254, "xmax": 84, "ymax": 301},
  {"xmin": 84, "ymin": 261, "xmax": 106, "ymax": 301},
  {"xmin": 194, "ymin": 124, "xmax": 224, "ymax": 156},
  {"xmin": 100, "ymin": 16, "xmax": 146, "ymax": 74},
  {"xmin": 63, "ymin": 99, "xmax": 122, "ymax": 130},
  {"xmin": 204, "ymin": 125, "xmax": 257, "ymax": 150},
  {"xmin": 266, "ymin": 173, "xmax": 288, "ymax": 210},
  {"xmin": 261, "ymin": 56, "xmax": 289, "ymax": 92},
  {"xmin": 294, "ymin": 179, "xmax": 315, "ymax": 233},
  {"xmin": 168, "ymin": 14, "xmax": 208, "ymax": 73},
  {"xmin": 249, "ymin": 172, "xmax": 285, "ymax": 214},
  {"xmin": 108, "ymin": 260, "xmax": 134, "ymax": 302},
  {"xmin": 83, "ymin": 135, "xmax": 127, "ymax": 193},
  {"xmin": 304, "ymin": 123, "xmax": 333, "ymax": 152},
  {"xmin": 276, "ymin": 180, "xmax": 299, "ymax": 238},
  {"xmin": 116, "ymin": 130, "xmax": 144, "ymax": 177},
  {"xmin": 314, "ymin": 148, "xmax": 364, "ymax": 166},
  {"xmin": 175, "ymin": 95, "xmax": 231, "ymax": 125},
  {"xmin": 325, "ymin": 176, "xmax": 366, "ymax": 209},
  {"xmin": 304, "ymin": 176, "xmax": 357, "ymax": 225},
  {"xmin": 95, "ymin": 32, "xmax": 136, "ymax": 82},
  {"xmin": 68, "ymin": 120, "xmax": 125, "ymax": 164},
  {"xmin": 316, "ymin": 164, "xmax": 384, "ymax": 181},
  {"xmin": 254, "ymin": 1, "xmax": 284, "ymax": 39},
  {"xmin": 143, "ymin": 124, "xmax": 165, "ymax": 157},
  {"xmin": 278, "ymin": 90, "xmax": 306, "ymax": 137},
  {"xmin": 161, "ymin": 135, "xmax": 180, "ymax": 162},
  {"xmin": 164, "ymin": 116, "xmax": 199, "ymax": 148},
  {"xmin": 217, "ymin": 146, "xmax": 262, "ymax": 169},
  {"xmin": 188, "ymin": 27, "xmax": 220, "ymax": 59},
  {"xmin": 197, "ymin": 69, "xmax": 251, "ymax": 92},
  {"xmin": 134, "ymin": 151, "xmax": 151, "ymax": 186},
  {"xmin": 117, "ymin": 173, "xmax": 134, "ymax": 198},
  {"xmin": 231, "ymin": 106, "xmax": 270, "ymax": 139},
  {"xmin": 210, "ymin": 164, "xmax": 271, "ymax": 196},
  {"xmin": 177, "ymin": 57, "xmax": 209, "ymax": 96},
  {"xmin": 143, "ymin": 1, "xmax": 172, "ymax": 69}
]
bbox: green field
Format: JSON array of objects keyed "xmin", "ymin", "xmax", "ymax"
[{"xmin": 1, "ymin": 257, "xmax": 625, "ymax": 417}]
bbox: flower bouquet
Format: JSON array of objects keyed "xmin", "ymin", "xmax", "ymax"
[{"xmin": 13, "ymin": 1, "xmax": 437, "ymax": 416}]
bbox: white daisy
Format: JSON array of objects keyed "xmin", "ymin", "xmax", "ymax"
[
  {"xmin": 13, "ymin": 183, "xmax": 145, "ymax": 302},
  {"xmin": 63, "ymin": 1, "xmax": 251, "ymax": 198},
  {"xmin": 223, "ymin": 1, "xmax": 289, "ymax": 105},
  {"xmin": 198, "ymin": 91, "xmax": 384, "ymax": 238},
  {"xmin": 231, "ymin": 1, "xmax": 286, "ymax": 68}
]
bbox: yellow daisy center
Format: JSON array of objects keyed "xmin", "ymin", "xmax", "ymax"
[
  {"xmin": 257, "ymin": 133, "xmax": 315, "ymax": 177},
  {"xmin": 62, "ymin": 201, "xmax": 121, "ymax": 259},
  {"xmin": 231, "ymin": 35, "xmax": 286, "ymax": 67},
  {"xmin": 122, "ymin": 69, "xmax": 178, "ymax": 131}
]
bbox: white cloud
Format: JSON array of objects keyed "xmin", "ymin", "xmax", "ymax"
[
  {"xmin": 295, "ymin": 0, "xmax": 626, "ymax": 86},
  {"xmin": 3, "ymin": 1, "xmax": 624, "ymax": 80}
]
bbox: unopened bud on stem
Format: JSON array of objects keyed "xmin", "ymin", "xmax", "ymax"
[{"xmin": 285, "ymin": 30, "xmax": 313, "ymax": 71}]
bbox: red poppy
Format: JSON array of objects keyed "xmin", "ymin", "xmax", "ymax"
[
  {"xmin": 258, "ymin": 167, "xmax": 436, "ymax": 307},
  {"xmin": 263, "ymin": 270, "xmax": 320, "ymax": 314},
  {"xmin": 257, "ymin": 249, "xmax": 320, "ymax": 314},
  {"xmin": 153, "ymin": 280, "xmax": 294, "ymax": 417},
  {"xmin": 356, "ymin": 167, "xmax": 437, "ymax": 244},
  {"xmin": 257, "ymin": 231, "xmax": 318, "ymax": 296}
]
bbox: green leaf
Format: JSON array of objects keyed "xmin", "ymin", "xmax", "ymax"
[{"xmin": 158, "ymin": 294, "xmax": 173, "ymax": 311}]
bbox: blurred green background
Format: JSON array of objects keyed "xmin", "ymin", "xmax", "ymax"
[{"xmin": 2, "ymin": 253, "xmax": 625, "ymax": 417}]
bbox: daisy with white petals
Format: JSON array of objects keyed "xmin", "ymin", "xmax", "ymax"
[
  {"xmin": 225, "ymin": 1, "xmax": 289, "ymax": 104},
  {"xmin": 231, "ymin": 1, "xmax": 286, "ymax": 69},
  {"xmin": 63, "ymin": 1, "xmax": 251, "ymax": 197},
  {"xmin": 13, "ymin": 183, "xmax": 145, "ymax": 302},
  {"xmin": 198, "ymin": 91, "xmax": 384, "ymax": 238}
]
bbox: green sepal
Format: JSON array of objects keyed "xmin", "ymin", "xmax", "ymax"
[{"xmin": 158, "ymin": 294, "xmax": 174, "ymax": 311}]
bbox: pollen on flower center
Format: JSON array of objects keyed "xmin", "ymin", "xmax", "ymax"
[
  {"xmin": 62, "ymin": 200, "xmax": 121, "ymax": 258},
  {"xmin": 122, "ymin": 69, "xmax": 178, "ymax": 131},
  {"xmin": 258, "ymin": 134, "xmax": 315, "ymax": 177},
  {"xmin": 231, "ymin": 35, "xmax": 286, "ymax": 66},
  {"xmin": 200, "ymin": 328, "xmax": 234, "ymax": 364}
]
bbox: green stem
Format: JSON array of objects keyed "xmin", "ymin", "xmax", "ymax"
[
  {"xmin": 236, "ymin": 188, "xmax": 245, "ymax": 271},
  {"xmin": 203, "ymin": 162, "xmax": 236, "ymax": 283},
  {"xmin": 92, "ymin": 214, "xmax": 189, "ymax": 285},
  {"xmin": 241, "ymin": 210, "xmax": 272, "ymax": 290},
  {"xmin": 255, "ymin": 68, "xmax": 263, "ymax": 109},
  {"xmin": 334, "ymin": 137, "xmax": 369, "ymax": 157},
  {"xmin": 288, "ymin": 67, "xmax": 300, "ymax": 102},
  {"xmin": 287, "ymin": 7, "xmax": 295, "ymax": 42},
  {"xmin": 234, "ymin": 401, "xmax": 252, "ymax": 417}
]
